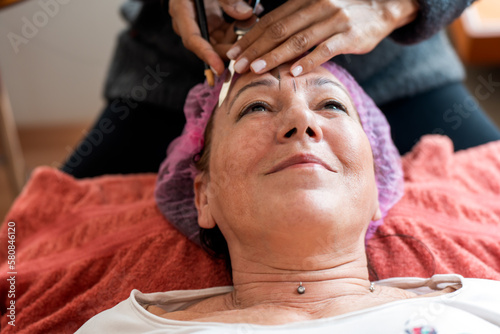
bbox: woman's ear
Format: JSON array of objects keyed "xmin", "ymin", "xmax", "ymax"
[{"xmin": 194, "ymin": 172, "xmax": 216, "ymax": 229}]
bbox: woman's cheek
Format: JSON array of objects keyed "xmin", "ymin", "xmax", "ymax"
[
  {"xmin": 326, "ymin": 121, "xmax": 373, "ymax": 177},
  {"xmin": 229, "ymin": 122, "xmax": 274, "ymax": 175}
]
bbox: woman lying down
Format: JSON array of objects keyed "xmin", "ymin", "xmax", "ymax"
[{"xmin": 77, "ymin": 62, "xmax": 500, "ymax": 333}]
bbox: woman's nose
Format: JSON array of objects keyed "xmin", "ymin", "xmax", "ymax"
[{"xmin": 277, "ymin": 107, "xmax": 323, "ymax": 143}]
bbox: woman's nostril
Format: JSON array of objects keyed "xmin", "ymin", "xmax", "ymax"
[
  {"xmin": 306, "ymin": 127, "xmax": 315, "ymax": 137},
  {"xmin": 285, "ymin": 128, "xmax": 297, "ymax": 138}
]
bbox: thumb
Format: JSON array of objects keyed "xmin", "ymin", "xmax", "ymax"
[{"xmin": 218, "ymin": 0, "xmax": 253, "ymax": 20}]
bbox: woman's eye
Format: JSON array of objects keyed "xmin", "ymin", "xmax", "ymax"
[
  {"xmin": 322, "ymin": 100, "xmax": 347, "ymax": 113},
  {"xmin": 238, "ymin": 102, "xmax": 270, "ymax": 119},
  {"xmin": 249, "ymin": 104, "xmax": 267, "ymax": 112}
]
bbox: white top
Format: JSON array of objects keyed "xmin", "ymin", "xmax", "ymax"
[{"xmin": 76, "ymin": 274, "xmax": 500, "ymax": 333}]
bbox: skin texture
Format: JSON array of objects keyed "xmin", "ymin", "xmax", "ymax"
[{"xmin": 169, "ymin": 0, "xmax": 418, "ymax": 76}]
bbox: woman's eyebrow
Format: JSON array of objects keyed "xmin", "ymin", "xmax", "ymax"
[
  {"xmin": 306, "ymin": 77, "xmax": 350, "ymax": 96},
  {"xmin": 228, "ymin": 79, "xmax": 276, "ymax": 113}
]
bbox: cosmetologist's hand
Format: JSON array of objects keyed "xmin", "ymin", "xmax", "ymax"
[
  {"xmin": 226, "ymin": 0, "xmax": 418, "ymax": 77},
  {"xmin": 169, "ymin": 0, "xmax": 257, "ymax": 75}
]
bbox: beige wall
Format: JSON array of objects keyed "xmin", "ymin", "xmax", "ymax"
[{"xmin": 0, "ymin": 0, "xmax": 126, "ymax": 126}]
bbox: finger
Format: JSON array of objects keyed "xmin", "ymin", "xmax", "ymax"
[
  {"xmin": 207, "ymin": 15, "xmax": 225, "ymax": 34},
  {"xmin": 170, "ymin": 1, "xmax": 224, "ymax": 73},
  {"xmin": 213, "ymin": 43, "xmax": 233, "ymax": 60},
  {"xmin": 290, "ymin": 18, "xmax": 392, "ymax": 76},
  {"xmin": 254, "ymin": 3, "xmax": 264, "ymax": 16},
  {"xmin": 197, "ymin": 39, "xmax": 227, "ymax": 75},
  {"xmin": 183, "ymin": 25, "xmax": 226, "ymax": 75},
  {"xmin": 170, "ymin": 0, "xmax": 196, "ymax": 36},
  {"xmin": 211, "ymin": 23, "xmax": 237, "ymax": 45},
  {"xmin": 205, "ymin": 1, "xmax": 225, "ymax": 32},
  {"xmin": 211, "ymin": 30, "xmax": 236, "ymax": 48},
  {"xmin": 172, "ymin": 19, "xmax": 179, "ymax": 35},
  {"xmin": 290, "ymin": 34, "xmax": 352, "ymax": 77},
  {"xmin": 229, "ymin": 1, "xmax": 342, "ymax": 75},
  {"xmin": 218, "ymin": 0, "xmax": 253, "ymax": 21},
  {"xmin": 235, "ymin": 9, "xmax": 340, "ymax": 74},
  {"xmin": 226, "ymin": 0, "xmax": 317, "ymax": 61},
  {"xmin": 211, "ymin": 30, "xmax": 225, "ymax": 44},
  {"xmin": 236, "ymin": 6, "xmax": 347, "ymax": 74}
]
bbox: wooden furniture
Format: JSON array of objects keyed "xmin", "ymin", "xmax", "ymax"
[
  {"xmin": 0, "ymin": 0, "xmax": 29, "ymax": 195},
  {"xmin": 0, "ymin": 0, "xmax": 24, "ymax": 10},
  {"xmin": 449, "ymin": 0, "xmax": 500, "ymax": 65},
  {"xmin": 0, "ymin": 68, "xmax": 26, "ymax": 195}
]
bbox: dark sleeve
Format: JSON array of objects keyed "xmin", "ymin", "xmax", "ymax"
[{"xmin": 390, "ymin": 0, "xmax": 475, "ymax": 44}]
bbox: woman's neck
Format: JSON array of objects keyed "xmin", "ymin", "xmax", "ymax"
[{"xmin": 227, "ymin": 250, "xmax": 373, "ymax": 311}]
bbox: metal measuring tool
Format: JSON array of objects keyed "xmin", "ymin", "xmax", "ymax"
[{"xmin": 218, "ymin": 0, "xmax": 260, "ymax": 107}]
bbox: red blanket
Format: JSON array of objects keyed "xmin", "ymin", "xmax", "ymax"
[{"xmin": 1, "ymin": 135, "xmax": 500, "ymax": 333}]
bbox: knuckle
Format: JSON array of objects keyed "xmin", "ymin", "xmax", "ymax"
[
  {"xmin": 172, "ymin": 22, "xmax": 179, "ymax": 34},
  {"xmin": 268, "ymin": 21, "xmax": 287, "ymax": 40},
  {"xmin": 246, "ymin": 47, "xmax": 260, "ymax": 59},
  {"xmin": 354, "ymin": 32, "xmax": 364, "ymax": 47},
  {"xmin": 344, "ymin": 20, "xmax": 353, "ymax": 31},
  {"xmin": 302, "ymin": 57, "xmax": 315, "ymax": 71},
  {"xmin": 259, "ymin": 13, "xmax": 275, "ymax": 28},
  {"xmin": 337, "ymin": 8, "xmax": 351, "ymax": 22},
  {"xmin": 183, "ymin": 34, "xmax": 197, "ymax": 50},
  {"xmin": 167, "ymin": 2, "xmax": 174, "ymax": 16},
  {"xmin": 268, "ymin": 52, "xmax": 281, "ymax": 66},
  {"xmin": 182, "ymin": 36, "xmax": 191, "ymax": 49},
  {"xmin": 345, "ymin": 31, "xmax": 363, "ymax": 52},
  {"xmin": 318, "ymin": 42, "xmax": 335, "ymax": 59},
  {"xmin": 237, "ymin": 37, "xmax": 250, "ymax": 50},
  {"xmin": 168, "ymin": 0, "xmax": 180, "ymax": 17},
  {"xmin": 289, "ymin": 33, "xmax": 309, "ymax": 52},
  {"xmin": 318, "ymin": 0, "xmax": 333, "ymax": 13}
]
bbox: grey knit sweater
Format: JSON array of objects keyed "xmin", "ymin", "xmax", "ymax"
[{"xmin": 104, "ymin": 0, "xmax": 472, "ymax": 111}]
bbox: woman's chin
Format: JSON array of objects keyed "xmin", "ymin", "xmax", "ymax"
[{"xmin": 257, "ymin": 189, "xmax": 349, "ymax": 223}]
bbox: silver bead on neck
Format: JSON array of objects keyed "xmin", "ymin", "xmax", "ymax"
[
  {"xmin": 297, "ymin": 282, "xmax": 305, "ymax": 294},
  {"xmin": 296, "ymin": 282, "xmax": 374, "ymax": 294}
]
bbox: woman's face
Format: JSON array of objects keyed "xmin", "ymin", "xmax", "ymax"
[{"xmin": 195, "ymin": 63, "xmax": 381, "ymax": 257}]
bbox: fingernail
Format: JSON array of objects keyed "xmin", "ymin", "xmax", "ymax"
[
  {"xmin": 234, "ymin": 58, "xmax": 249, "ymax": 73},
  {"xmin": 235, "ymin": 1, "xmax": 252, "ymax": 14},
  {"xmin": 226, "ymin": 46, "xmax": 241, "ymax": 60},
  {"xmin": 210, "ymin": 66, "xmax": 219, "ymax": 76},
  {"xmin": 291, "ymin": 65, "xmax": 303, "ymax": 77},
  {"xmin": 255, "ymin": 3, "xmax": 264, "ymax": 15},
  {"xmin": 250, "ymin": 59, "xmax": 266, "ymax": 73}
]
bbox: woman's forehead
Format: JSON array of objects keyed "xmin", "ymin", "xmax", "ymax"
[{"xmin": 232, "ymin": 64, "xmax": 344, "ymax": 93}]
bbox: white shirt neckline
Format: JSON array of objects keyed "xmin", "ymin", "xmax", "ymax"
[{"xmin": 127, "ymin": 274, "xmax": 466, "ymax": 329}]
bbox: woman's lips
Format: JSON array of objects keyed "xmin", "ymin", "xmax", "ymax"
[{"xmin": 266, "ymin": 154, "xmax": 335, "ymax": 175}]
